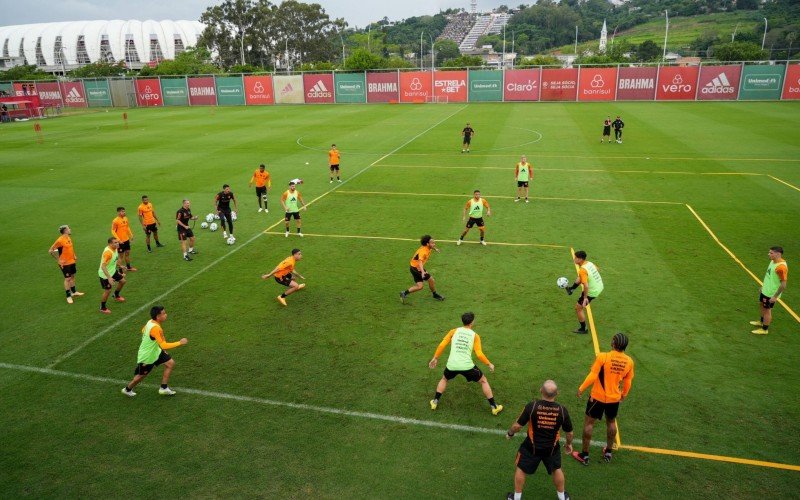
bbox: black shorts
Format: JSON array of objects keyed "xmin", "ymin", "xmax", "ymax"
[
  {"xmin": 99, "ymin": 271, "xmax": 124, "ymax": 290},
  {"xmin": 585, "ymin": 398, "xmax": 620, "ymax": 421},
  {"xmin": 285, "ymin": 211, "xmax": 301, "ymax": 221},
  {"xmin": 134, "ymin": 350, "xmax": 172, "ymax": 375},
  {"xmin": 577, "ymin": 295, "xmax": 596, "ymax": 305},
  {"xmin": 410, "ymin": 266, "xmax": 430, "ymax": 283},
  {"xmin": 517, "ymin": 181, "xmax": 529, "ymax": 188},
  {"xmin": 463, "ymin": 136, "xmax": 471, "ymax": 145},
  {"xmin": 144, "ymin": 223, "xmax": 158, "ymax": 235},
  {"xmin": 275, "ymin": 274, "xmax": 293, "ymax": 287},
  {"xmin": 443, "ymin": 365, "xmax": 483, "ymax": 382},
  {"xmin": 118, "ymin": 240, "xmax": 131, "ymax": 252},
  {"xmin": 256, "ymin": 186, "xmax": 267, "ymax": 197},
  {"xmin": 516, "ymin": 445, "xmax": 562, "ymax": 475},
  {"xmin": 178, "ymin": 228, "xmax": 194, "ymax": 241},
  {"xmin": 603, "ymin": 126, "xmax": 611, "ymax": 136},
  {"xmin": 60, "ymin": 263, "xmax": 77, "ymax": 277},
  {"xmin": 465, "ymin": 217, "xmax": 485, "ymax": 229},
  {"xmin": 330, "ymin": 164, "xmax": 339, "ymax": 171},
  {"xmin": 759, "ymin": 293, "xmax": 777, "ymax": 309}
]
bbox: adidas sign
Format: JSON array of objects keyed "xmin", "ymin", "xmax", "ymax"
[
  {"xmin": 701, "ymin": 72, "xmax": 735, "ymax": 95},
  {"xmin": 64, "ymin": 87, "xmax": 85, "ymax": 104},
  {"xmin": 307, "ymin": 80, "xmax": 331, "ymax": 98},
  {"xmin": 281, "ymin": 83, "xmax": 293, "ymax": 95}
]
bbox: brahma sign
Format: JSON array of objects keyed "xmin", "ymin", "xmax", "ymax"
[
  {"xmin": 578, "ymin": 67, "xmax": 617, "ymax": 101},
  {"xmin": 616, "ymin": 67, "xmax": 657, "ymax": 101},
  {"xmin": 367, "ymin": 72, "xmax": 399, "ymax": 103},
  {"xmin": 656, "ymin": 66, "xmax": 699, "ymax": 100}
]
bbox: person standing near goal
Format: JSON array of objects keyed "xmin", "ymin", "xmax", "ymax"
[
  {"xmin": 462, "ymin": 122, "xmax": 475, "ymax": 153},
  {"xmin": 249, "ymin": 164, "xmax": 271, "ymax": 213}
]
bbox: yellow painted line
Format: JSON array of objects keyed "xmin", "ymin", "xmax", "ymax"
[
  {"xmin": 769, "ymin": 175, "xmax": 800, "ymax": 193},
  {"xmin": 337, "ymin": 190, "xmax": 683, "ymax": 205},
  {"xmin": 620, "ymin": 444, "xmax": 800, "ymax": 472},
  {"xmin": 374, "ymin": 164, "xmax": 763, "ymax": 176},
  {"xmin": 686, "ymin": 204, "xmax": 800, "ymax": 324},
  {"xmin": 263, "ymin": 231, "xmax": 564, "ymax": 249}
]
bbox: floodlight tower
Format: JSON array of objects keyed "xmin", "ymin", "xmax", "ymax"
[{"xmin": 471, "ymin": 0, "xmax": 477, "ymax": 15}]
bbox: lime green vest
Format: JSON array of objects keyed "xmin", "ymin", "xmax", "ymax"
[
  {"xmin": 446, "ymin": 327, "xmax": 476, "ymax": 371},
  {"xmin": 468, "ymin": 198, "xmax": 485, "ymax": 219},
  {"xmin": 582, "ymin": 261, "xmax": 604, "ymax": 297},
  {"xmin": 137, "ymin": 320, "xmax": 162, "ymax": 364},
  {"xmin": 284, "ymin": 190, "xmax": 300, "ymax": 212},
  {"xmin": 762, "ymin": 260, "xmax": 787, "ymax": 298},
  {"xmin": 97, "ymin": 247, "xmax": 118, "ymax": 278},
  {"xmin": 516, "ymin": 162, "xmax": 531, "ymax": 181}
]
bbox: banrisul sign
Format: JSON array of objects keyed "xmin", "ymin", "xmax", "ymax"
[
  {"xmin": 160, "ymin": 77, "xmax": 188, "ymax": 106},
  {"xmin": 739, "ymin": 64, "xmax": 785, "ymax": 100},
  {"xmin": 215, "ymin": 76, "xmax": 245, "ymax": 105},
  {"xmin": 334, "ymin": 73, "xmax": 366, "ymax": 103},
  {"xmin": 468, "ymin": 70, "xmax": 503, "ymax": 101},
  {"xmin": 84, "ymin": 79, "xmax": 112, "ymax": 106}
]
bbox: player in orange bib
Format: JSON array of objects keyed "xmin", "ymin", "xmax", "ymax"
[
  {"xmin": 328, "ymin": 144, "xmax": 341, "ymax": 183},
  {"xmin": 112, "ymin": 206, "xmax": 137, "ymax": 272},
  {"xmin": 137, "ymin": 195, "xmax": 164, "ymax": 252},
  {"xmin": 48, "ymin": 224, "xmax": 84, "ymax": 304},
  {"xmin": 400, "ymin": 235, "xmax": 444, "ymax": 303},
  {"xmin": 262, "ymin": 249, "xmax": 306, "ymax": 306},
  {"xmin": 249, "ymin": 164, "xmax": 271, "ymax": 213}
]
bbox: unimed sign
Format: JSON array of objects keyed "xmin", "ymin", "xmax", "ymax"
[
  {"xmin": 782, "ymin": 64, "xmax": 800, "ymax": 100},
  {"xmin": 616, "ymin": 67, "xmax": 657, "ymax": 100},
  {"xmin": 188, "ymin": 77, "xmax": 216, "ymax": 105},
  {"xmin": 366, "ymin": 72, "xmax": 398, "ymax": 102},
  {"xmin": 578, "ymin": 67, "xmax": 616, "ymax": 101},
  {"xmin": 243, "ymin": 75, "xmax": 274, "ymax": 104},
  {"xmin": 697, "ymin": 65, "xmax": 742, "ymax": 101},
  {"xmin": 503, "ymin": 69, "xmax": 540, "ymax": 101},
  {"xmin": 135, "ymin": 79, "xmax": 162, "ymax": 106},
  {"xmin": 541, "ymin": 68, "xmax": 577, "ymax": 101},
  {"xmin": 400, "ymin": 71, "xmax": 431, "ymax": 103},
  {"xmin": 656, "ymin": 66, "xmax": 699, "ymax": 100}
]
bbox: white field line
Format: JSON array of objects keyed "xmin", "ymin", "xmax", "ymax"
[
  {"xmin": 263, "ymin": 231, "xmax": 565, "ymax": 249},
  {"xmin": 373, "ymin": 164, "xmax": 764, "ymax": 176},
  {"xmin": 47, "ymin": 105, "xmax": 468, "ymax": 369}
]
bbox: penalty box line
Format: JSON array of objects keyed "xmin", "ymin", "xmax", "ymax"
[
  {"xmin": 337, "ymin": 189, "xmax": 683, "ymax": 206},
  {"xmin": 2, "ymin": 361, "xmax": 799, "ymax": 472},
  {"xmin": 263, "ymin": 231, "xmax": 564, "ymax": 249},
  {"xmin": 373, "ymin": 164, "xmax": 765, "ymax": 176}
]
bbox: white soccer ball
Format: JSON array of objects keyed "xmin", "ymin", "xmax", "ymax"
[
  {"xmin": 209, "ymin": 222, "xmax": 218, "ymax": 232},
  {"xmin": 200, "ymin": 222, "xmax": 209, "ymax": 229},
  {"xmin": 205, "ymin": 214, "xmax": 214, "ymax": 223},
  {"xmin": 231, "ymin": 211, "xmax": 237, "ymax": 221},
  {"xmin": 214, "ymin": 213, "xmax": 220, "ymax": 220},
  {"xmin": 226, "ymin": 236, "xmax": 236, "ymax": 245},
  {"xmin": 557, "ymin": 277, "xmax": 569, "ymax": 289}
]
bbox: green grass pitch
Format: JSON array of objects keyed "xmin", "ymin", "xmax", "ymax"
[{"xmin": 0, "ymin": 101, "xmax": 799, "ymax": 498}]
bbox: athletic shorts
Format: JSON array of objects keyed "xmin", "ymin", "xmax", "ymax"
[
  {"xmin": 443, "ymin": 365, "xmax": 483, "ymax": 382},
  {"xmin": 118, "ymin": 240, "xmax": 131, "ymax": 252},
  {"xmin": 256, "ymin": 186, "xmax": 267, "ymax": 197},
  {"xmin": 465, "ymin": 217, "xmax": 485, "ymax": 229},
  {"xmin": 516, "ymin": 445, "xmax": 562, "ymax": 475},
  {"xmin": 410, "ymin": 266, "xmax": 430, "ymax": 283},
  {"xmin": 759, "ymin": 293, "xmax": 777, "ymax": 309},
  {"xmin": 603, "ymin": 126, "xmax": 611, "ymax": 136},
  {"xmin": 330, "ymin": 164, "xmax": 340, "ymax": 171},
  {"xmin": 577, "ymin": 295, "xmax": 596, "ymax": 306},
  {"xmin": 517, "ymin": 181, "xmax": 529, "ymax": 188},
  {"xmin": 178, "ymin": 228, "xmax": 194, "ymax": 241},
  {"xmin": 134, "ymin": 350, "xmax": 172, "ymax": 376},
  {"xmin": 144, "ymin": 223, "xmax": 158, "ymax": 235},
  {"xmin": 60, "ymin": 263, "xmax": 77, "ymax": 277},
  {"xmin": 99, "ymin": 271, "xmax": 124, "ymax": 290},
  {"xmin": 585, "ymin": 398, "xmax": 619, "ymax": 421},
  {"xmin": 463, "ymin": 136, "xmax": 471, "ymax": 145},
  {"xmin": 275, "ymin": 274, "xmax": 293, "ymax": 287},
  {"xmin": 285, "ymin": 211, "xmax": 301, "ymax": 221}
]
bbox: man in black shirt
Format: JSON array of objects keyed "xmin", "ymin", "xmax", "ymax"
[
  {"xmin": 214, "ymin": 184, "xmax": 239, "ymax": 240},
  {"xmin": 176, "ymin": 199, "xmax": 198, "ymax": 261},
  {"xmin": 612, "ymin": 116, "xmax": 624, "ymax": 144},
  {"xmin": 601, "ymin": 116, "xmax": 611, "ymax": 143},
  {"xmin": 506, "ymin": 380, "xmax": 573, "ymax": 500},
  {"xmin": 462, "ymin": 122, "xmax": 474, "ymax": 153}
]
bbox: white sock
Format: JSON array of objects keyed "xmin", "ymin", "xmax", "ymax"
[
  {"xmin": 515, "ymin": 493, "xmax": 522, "ymax": 500},
  {"xmin": 183, "ymin": 252, "xmax": 188, "ymax": 257},
  {"xmin": 557, "ymin": 492, "xmax": 565, "ymax": 500}
]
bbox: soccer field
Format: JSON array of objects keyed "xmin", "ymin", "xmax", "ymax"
[{"xmin": 1, "ymin": 101, "xmax": 799, "ymax": 498}]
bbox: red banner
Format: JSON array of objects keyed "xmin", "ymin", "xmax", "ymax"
[
  {"xmin": 781, "ymin": 64, "xmax": 800, "ymax": 100},
  {"xmin": 367, "ymin": 72, "xmax": 399, "ymax": 102},
  {"xmin": 616, "ymin": 67, "xmax": 657, "ymax": 101},
  {"xmin": 399, "ymin": 71, "xmax": 432, "ymax": 103},
  {"xmin": 13, "ymin": 82, "xmax": 37, "ymax": 96},
  {"xmin": 36, "ymin": 82, "xmax": 63, "ymax": 106},
  {"xmin": 135, "ymin": 79, "xmax": 163, "ymax": 106},
  {"xmin": 243, "ymin": 75, "xmax": 274, "ymax": 105},
  {"xmin": 697, "ymin": 65, "xmax": 742, "ymax": 100},
  {"xmin": 541, "ymin": 68, "xmax": 578, "ymax": 101},
  {"xmin": 187, "ymin": 77, "xmax": 216, "ymax": 105},
  {"xmin": 60, "ymin": 81, "xmax": 87, "ymax": 107},
  {"xmin": 503, "ymin": 69, "xmax": 540, "ymax": 101},
  {"xmin": 303, "ymin": 73, "xmax": 334, "ymax": 103},
  {"xmin": 578, "ymin": 67, "xmax": 617, "ymax": 101},
  {"xmin": 433, "ymin": 70, "xmax": 467, "ymax": 102},
  {"xmin": 656, "ymin": 66, "xmax": 699, "ymax": 100}
]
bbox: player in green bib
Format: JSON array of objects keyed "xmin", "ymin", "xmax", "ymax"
[
  {"xmin": 751, "ymin": 246, "xmax": 788, "ymax": 335},
  {"xmin": 514, "ymin": 155, "xmax": 533, "ymax": 203},
  {"xmin": 98, "ymin": 237, "xmax": 127, "ymax": 314},
  {"xmin": 458, "ymin": 190, "xmax": 492, "ymax": 246},
  {"xmin": 428, "ymin": 312, "xmax": 504, "ymax": 415},
  {"xmin": 566, "ymin": 250, "xmax": 604, "ymax": 334},
  {"xmin": 281, "ymin": 181, "xmax": 306, "ymax": 237}
]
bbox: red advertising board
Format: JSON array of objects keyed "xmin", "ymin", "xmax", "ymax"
[
  {"xmin": 616, "ymin": 67, "xmax": 657, "ymax": 101},
  {"xmin": 578, "ymin": 67, "xmax": 617, "ymax": 101},
  {"xmin": 36, "ymin": 82, "xmax": 63, "ymax": 106},
  {"xmin": 60, "ymin": 81, "xmax": 87, "ymax": 107},
  {"xmin": 781, "ymin": 64, "xmax": 800, "ymax": 100},
  {"xmin": 503, "ymin": 69, "xmax": 540, "ymax": 101},
  {"xmin": 135, "ymin": 79, "xmax": 163, "ymax": 106},
  {"xmin": 303, "ymin": 73, "xmax": 334, "ymax": 103},
  {"xmin": 656, "ymin": 66, "xmax": 699, "ymax": 100},
  {"xmin": 13, "ymin": 82, "xmax": 37, "ymax": 96},
  {"xmin": 366, "ymin": 72, "xmax": 399, "ymax": 102},
  {"xmin": 188, "ymin": 77, "xmax": 217, "ymax": 105},
  {"xmin": 433, "ymin": 70, "xmax": 467, "ymax": 102},
  {"xmin": 541, "ymin": 68, "xmax": 578, "ymax": 101},
  {"xmin": 399, "ymin": 71, "xmax": 432, "ymax": 103},
  {"xmin": 697, "ymin": 65, "xmax": 742, "ymax": 100},
  {"xmin": 243, "ymin": 75, "xmax": 274, "ymax": 104}
]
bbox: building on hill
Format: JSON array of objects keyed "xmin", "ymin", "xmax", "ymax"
[{"xmin": 599, "ymin": 19, "xmax": 608, "ymax": 54}]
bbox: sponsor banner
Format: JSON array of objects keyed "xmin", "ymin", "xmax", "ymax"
[
  {"xmin": 366, "ymin": 71, "xmax": 399, "ymax": 102},
  {"xmin": 655, "ymin": 66, "xmax": 699, "ymax": 100},
  {"xmin": 135, "ymin": 79, "xmax": 163, "ymax": 106},
  {"xmin": 578, "ymin": 67, "xmax": 617, "ymax": 101},
  {"xmin": 739, "ymin": 64, "xmax": 785, "ymax": 100},
  {"xmin": 243, "ymin": 75, "xmax": 274, "ymax": 105},
  {"xmin": 616, "ymin": 67, "xmax": 657, "ymax": 100},
  {"xmin": 334, "ymin": 72, "xmax": 366, "ymax": 103},
  {"xmin": 0, "ymin": 82, "xmax": 13, "ymax": 96},
  {"xmin": 782, "ymin": 64, "xmax": 800, "ymax": 100},
  {"xmin": 188, "ymin": 77, "xmax": 216, "ymax": 105},
  {"xmin": 503, "ymin": 69, "xmax": 541, "ymax": 101},
  {"xmin": 274, "ymin": 75, "xmax": 304, "ymax": 104},
  {"xmin": 433, "ymin": 70, "xmax": 467, "ymax": 102},
  {"xmin": 36, "ymin": 81, "xmax": 63, "ymax": 106},
  {"xmin": 697, "ymin": 65, "xmax": 742, "ymax": 101},
  {"xmin": 541, "ymin": 68, "xmax": 578, "ymax": 101},
  {"xmin": 160, "ymin": 77, "xmax": 188, "ymax": 106},
  {"xmin": 13, "ymin": 82, "xmax": 38, "ymax": 97},
  {"xmin": 303, "ymin": 73, "xmax": 335, "ymax": 104},
  {"xmin": 60, "ymin": 81, "xmax": 88, "ymax": 107},
  {"xmin": 84, "ymin": 79, "xmax": 112, "ymax": 107},
  {"xmin": 468, "ymin": 70, "xmax": 503, "ymax": 102},
  {"xmin": 399, "ymin": 71, "xmax": 432, "ymax": 103},
  {"xmin": 215, "ymin": 76, "xmax": 245, "ymax": 105}
]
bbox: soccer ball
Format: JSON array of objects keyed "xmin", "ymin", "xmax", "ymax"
[
  {"xmin": 205, "ymin": 214, "xmax": 214, "ymax": 223},
  {"xmin": 209, "ymin": 222, "xmax": 218, "ymax": 232},
  {"xmin": 557, "ymin": 277, "xmax": 569, "ymax": 289},
  {"xmin": 214, "ymin": 213, "xmax": 220, "ymax": 220},
  {"xmin": 231, "ymin": 211, "xmax": 237, "ymax": 221},
  {"xmin": 200, "ymin": 222, "xmax": 209, "ymax": 229},
  {"xmin": 226, "ymin": 236, "xmax": 236, "ymax": 245}
]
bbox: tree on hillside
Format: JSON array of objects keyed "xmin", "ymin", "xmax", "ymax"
[
  {"xmin": 69, "ymin": 61, "xmax": 127, "ymax": 78},
  {"xmin": 712, "ymin": 41, "xmax": 766, "ymax": 61},
  {"xmin": 636, "ymin": 39, "xmax": 662, "ymax": 62},
  {"xmin": 151, "ymin": 47, "xmax": 220, "ymax": 75},
  {"xmin": 434, "ymin": 39, "xmax": 460, "ymax": 65}
]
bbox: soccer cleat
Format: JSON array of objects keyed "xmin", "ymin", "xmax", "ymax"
[
  {"xmin": 749, "ymin": 320, "xmax": 762, "ymax": 326},
  {"xmin": 297, "ymin": 283, "xmax": 306, "ymax": 290},
  {"xmin": 399, "ymin": 291, "xmax": 407, "ymax": 304},
  {"xmin": 456, "ymin": 239, "xmax": 462, "ymax": 246},
  {"xmin": 265, "ymin": 209, "xmax": 269, "ymax": 213},
  {"xmin": 506, "ymin": 494, "xmax": 514, "ymax": 500},
  {"xmin": 156, "ymin": 242, "xmax": 165, "ymax": 248},
  {"xmin": 277, "ymin": 295, "xmax": 287, "ymax": 306},
  {"xmin": 525, "ymin": 199, "xmax": 529, "ymax": 203},
  {"xmin": 258, "ymin": 208, "xmax": 263, "ymax": 212},
  {"xmin": 565, "ymin": 287, "xmax": 574, "ymax": 296},
  {"xmin": 491, "ymin": 404, "xmax": 504, "ymax": 416},
  {"xmin": 71, "ymin": 291, "xmax": 85, "ymax": 297},
  {"xmin": 158, "ymin": 387, "xmax": 176, "ymax": 396},
  {"xmin": 573, "ymin": 328, "xmax": 588, "ymax": 334},
  {"xmin": 514, "ymin": 198, "xmax": 520, "ymax": 203},
  {"xmin": 329, "ymin": 180, "xmax": 333, "ymax": 184},
  {"xmin": 571, "ymin": 451, "xmax": 589, "ymax": 466},
  {"xmin": 121, "ymin": 387, "xmax": 136, "ymax": 397},
  {"xmin": 430, "ymin": 399, "xmax": 438, "ymax": 410},
  {"xmin": 751, "ymin": 328, "xmax": 769, "ymax": 335},
  {"xmin": 480, "ymin": 240, "xmax": 487, "ymax": 246},
  {"xmin": 127, "ymin": 267, "xmax": 138, "ymax": 272},
  {"xmin": 602, "ymin": 447, "xmax": 613, "ymax": 463},
  {"xmin": 147, "ymin": 248, "xmax": 152, "ymax": 253},
  {"xmin": 189, "ymin": 249, "xmax": 197, "ymax": 254},
  {"xmin": 113, "ymin": 296, "xmax": 126, "ymax": 302},
  {"xmin": 563, "ymin": 492, "xmax": 571, "ymax": 500},
  {"xmin": 337, "ymin": 179, "xmax": 342, "ymax": 183},
  {"xmin": 284, "ymin": 231, "xmax": 289, "ymax": 238},
  {"xmin": 184, "ymin": 254, "xmax": 192, "ymax": 261},
  {"xmin": 223, "ymin": 231, "xmax": 228, "ymax": 238},
  {"xmin": 66, "ymin": 296, "xmax": 74, "ymax": 304},
  {"xmin": 433, "ymin": 294, "xmax": 445, "ymax": 301},
  {"xmin": 100, "ymin": 308, "xmax": 111, "ymax": 314},
  {"xmin": 298, "ymin": 232, "xmax": 304, "ymax": 237}
]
